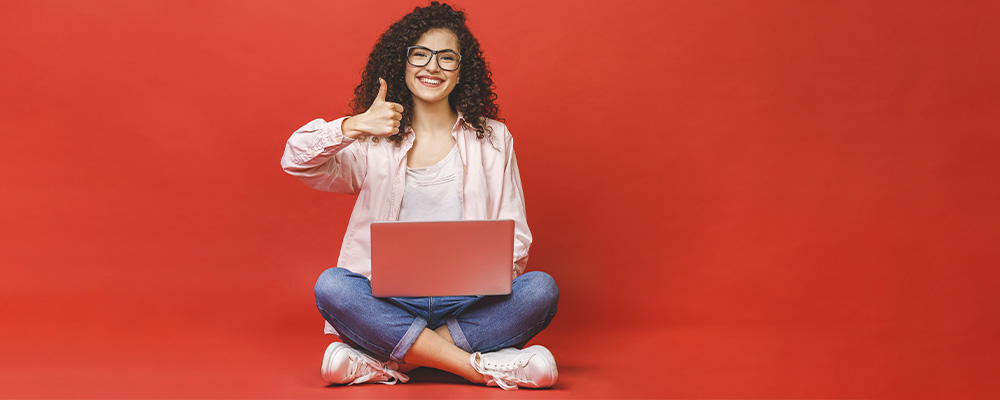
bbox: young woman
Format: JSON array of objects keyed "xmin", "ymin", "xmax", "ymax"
[{"xmin": 280, "ymin": 2, "xmax": 559, "ymax": 390}]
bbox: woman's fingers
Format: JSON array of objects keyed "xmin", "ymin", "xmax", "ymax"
[
  {"xmin": 374, "ymin": 77, "xmax": 388, "ymax": 104},
  {"xmin": 359, "ymin": 78, "xmax": 405, "ymax": 136}
]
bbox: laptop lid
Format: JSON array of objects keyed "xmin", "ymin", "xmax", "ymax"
[{"xmin": 370, "ymin": 219, "xmax": 514, "ymax": 297}]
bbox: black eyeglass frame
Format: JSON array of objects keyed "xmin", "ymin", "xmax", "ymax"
[{"xmin": 406, "ymin": 46, "xmax": 463, "ymax": 71}]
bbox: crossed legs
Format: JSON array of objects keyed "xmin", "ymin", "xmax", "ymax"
[
  {"xmin": 314, "ymin": 267, "xmax": 558, "ymax": 384},
  {"xmin": 398, "ymin": 326, "xmax": 485, "ymax": 383}
]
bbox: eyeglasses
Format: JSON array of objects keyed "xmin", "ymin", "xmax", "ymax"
[{"xmin": 406, "ymin": 46, "xmax": 462, "ymax": 71}]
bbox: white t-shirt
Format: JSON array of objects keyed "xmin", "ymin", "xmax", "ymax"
[{"xmin": 397, "ymin": 144, "xmax": 464, "ymax": 222}]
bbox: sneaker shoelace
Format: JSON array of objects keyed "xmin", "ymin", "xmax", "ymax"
[
  {"xmin": 470, "ymin": 352, "xmax": 531, "ymax": 391},
  {"xmin": 346, "ymin": 351, "xmax": 409, "ymax": 385}
]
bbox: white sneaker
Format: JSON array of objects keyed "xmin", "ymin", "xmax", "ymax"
[
  {"xmin": 321, "ymin": 342, "xmax": 409, "ymax": 385},
  {"xmin": 471, "ymin": 345, "xmax": 558, "ymax": 390}
]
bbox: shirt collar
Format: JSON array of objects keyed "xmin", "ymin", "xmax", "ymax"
[{"xmin": 403, "ymin": 111, "xmax": 468, "ymax": 142}]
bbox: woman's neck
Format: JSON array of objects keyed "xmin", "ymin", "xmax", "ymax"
[{"xmin": 411, "ymin": 99, "xmax": 459, "ymax": 139}]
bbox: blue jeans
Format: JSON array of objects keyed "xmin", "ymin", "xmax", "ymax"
[{"xmin": 314, "ymin": 267, "xmax": 559, "ymax": 362}]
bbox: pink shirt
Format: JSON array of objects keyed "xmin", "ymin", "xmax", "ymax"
[{"xmin": 280, "ymin": 113, "xmax": 531, "ymax": 279}]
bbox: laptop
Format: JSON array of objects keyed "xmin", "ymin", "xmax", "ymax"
[{"xmin": 369, "ymin": 219, "xmax": 515, "ymax": 297}]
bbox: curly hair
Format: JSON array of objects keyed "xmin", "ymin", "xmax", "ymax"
[{"xmin": 349, "ymin": 2, "xmax": 500, "ymax": 146}]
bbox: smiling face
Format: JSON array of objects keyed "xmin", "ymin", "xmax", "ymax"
[{"xmin": 405, "ymin": 28, "xmax": 461, "ymax": 108}]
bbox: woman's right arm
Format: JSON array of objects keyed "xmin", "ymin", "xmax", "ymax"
[
  {"xmin": 280, "ymin": 79, "xmax": 402, "ymax": 194},
  {"xmin": 280, "ymin": 117, "xmax": 368, "ymax": 194}
]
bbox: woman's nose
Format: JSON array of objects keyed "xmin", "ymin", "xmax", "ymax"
[{"xmin": 424, "ymin": 55, "xmax": 441, "ymax": 72}]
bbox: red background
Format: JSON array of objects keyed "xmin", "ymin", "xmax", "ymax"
[{"xmin": 1, "ymin": 0, "xmax": 998, "ymax": 398}]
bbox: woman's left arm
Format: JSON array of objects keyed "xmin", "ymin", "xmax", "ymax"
[{"xmin": 496, "ymin": 125, "xmax": 533, "ymax": 278}]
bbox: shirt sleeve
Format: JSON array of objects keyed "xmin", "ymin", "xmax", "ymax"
[
  {"xmin": 497, "ymin": 125, "xmax": 532, "ymax": 278},
  {"xmin": 280, "ymin": 117, "xmax": 367, "ymax": 194}
]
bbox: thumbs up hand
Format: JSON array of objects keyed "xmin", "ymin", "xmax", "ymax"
[{"xmin": 342, "ymin": 77, "xmax": 405, "ymax": 139}]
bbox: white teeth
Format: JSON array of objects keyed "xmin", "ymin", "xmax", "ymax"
[{"xmin": 419, "ymin": 78, "xmax": 442, "ymax": 84}]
